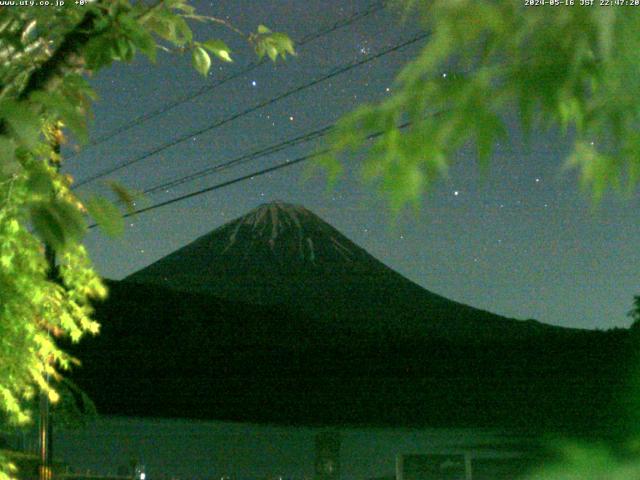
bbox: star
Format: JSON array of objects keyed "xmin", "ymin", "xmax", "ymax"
[
  {"xmin": 289, "ymin": 116, "xmax": 294, "ymax": 121},
  {"xmin": 535, "ymin": 178, "xmax": 540, "ymax": 183},
  {"xmin": 251, "ymin": 80, "xmax": 257, "ymax": 87},
  {"xmin": 453, "ymin": 190, "xmax": 459, "ymax": 196}
]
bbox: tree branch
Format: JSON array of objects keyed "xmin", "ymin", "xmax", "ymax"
[
  {"xmin": 182, "ymin": 14, "xmax": 246, "ymax": 38},
  {"xmin": 17, "ymin": 10, "xmax": 99, "ymax": 101}
]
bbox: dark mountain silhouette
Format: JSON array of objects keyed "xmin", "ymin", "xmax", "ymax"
[
  {"xmin": 66, "ymin": 201, "xmax": 634, "ymax": 433},
  {"xmin": 125, "ymin": 201, "xmax": 561, "ymax": 344}
]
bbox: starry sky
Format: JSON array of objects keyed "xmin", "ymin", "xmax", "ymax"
[{"xmin": 63, "ymin": 0, "xmax": 639, "ymax": 331}]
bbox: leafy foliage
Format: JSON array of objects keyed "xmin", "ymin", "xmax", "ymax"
[
  {"xmin": 0, "ymin": 2, "xmax": 293, "ymax": 478},
  {"xmin": 323, "ymin": 1, "xmax": 640, "ymax": 209},
  {"xmin": 629, "ymin": 296, "xmax": 640, "ymax": 329},
  {"xmin": 525, "ymin": 442, "xmax": 640, "ymax": 480}
]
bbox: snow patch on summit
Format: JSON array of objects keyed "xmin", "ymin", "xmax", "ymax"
[{"xmin": 221, "ymin": 201, "xmax": 354, "ymax": 263}]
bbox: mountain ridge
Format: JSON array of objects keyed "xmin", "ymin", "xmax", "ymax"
[
  {"xmin": 125, "ymin": 201, "xmax": 563, "ymax": 343},
  {"xmin": 65, "ymin": 201, "xmax": 631, "ymax": 429}
]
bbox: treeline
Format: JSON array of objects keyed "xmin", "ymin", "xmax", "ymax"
[{"xmin": 65, "ymin": 280, "xmax": 636, "ymax": 435}]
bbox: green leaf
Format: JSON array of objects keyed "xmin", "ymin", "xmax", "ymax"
[
  {"xmin": 0, "ymin": 99, "xmax": 41, "ymax": 150},
  {"xmin": 83, "ymin": 35, "xmax": 116, "ymax": 70},
  {"xmin": 135, "ymin": 32, "xmax": 158, "ymax": 63},
  {"xmin": 191, "ymin": 46, "xmax": 211, "ymax": 77},
  {"xmin": 257, "ymin": 24, "xmax": 271, "ymax": 34},
  {"xmin": 0, "ymin": 137, "xmax": 19, "ymax": 178},
  {"xmin": 30, "ymin": 91, "xmax": 89, "ymax": 145},
  {"xmin": 85, "ymin": 195, "xmax": 124, "ymax": 237},
  {"xmin": 201, "ymin": 39, "xmax": 232, "ymax": 62},
  {"xmin": 144, "ymin": 10, "xmax": 191, "ymax": 45},
  {"xmin": 269, "ymin": 33, "xmax": 295, "ymax": 57},
  {"xmin": 119, "ymin": 14, "xmax": 157, "ymax": 62},
  {"xmin": 266, "ymin": 44, "xmax": 278, "ymax": 62},
  {"xmin": 106, "ymin": 181, "xmax": 140, "ymax": 214},
  {"xmin": 594, "ymin": 7, "xmax": 615, "ymax": 62},
  {"xmin": 30, "ymin": 200, "xmax": 86, "ymax": 252},
  {"xmin": 25, "ymin": 161, "xmax": 54, "ymax": 198},
  {"xmin": 113, "ymin": 37, "xmax": 134, "ymax": 62}
]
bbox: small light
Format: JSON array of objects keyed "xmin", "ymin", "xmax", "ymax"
[
  {"xmin": 289, "ymin": 116, "xmax": 294, "ymax": 121},
  {"xmin": 140, "ymin": 474, "xmax": 146, "ymax": 480},
  {"xmin": 535, "ymin": 178, "xmax": 540, "ymax": 183},
  {"xmin": 251, "ymin": 80, "xmax": 257, "ymax": 87},
  {"xmin": 453, "ymin": 190, "xmax": 459, "ymax": 196}
]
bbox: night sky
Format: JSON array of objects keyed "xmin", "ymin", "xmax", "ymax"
[{"xmin": 63, "ymin": 0, "xmax": 639, "ymax": 331}]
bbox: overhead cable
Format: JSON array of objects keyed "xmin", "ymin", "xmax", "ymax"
[{"xmin": 75, "ymin": 30, "xmax": 428, "ymax": 188}]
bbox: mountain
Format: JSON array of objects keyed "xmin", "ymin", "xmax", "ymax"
[
  {"xmin": 66, "ymin": 201, "xmax": 632, "ymax": 430},
  {"xmin": 125, "ymin": 201, "xmax": 558, "ymax": 344}
]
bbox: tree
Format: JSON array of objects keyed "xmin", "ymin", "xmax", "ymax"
[
  {"xmin": 317, "ymin": 2, "xmax": 640, "ymax": 477},
  {"xmin": 629, "ymin": 296, "xmax": 640, "ymax": 329},
  {"xmin": 1, "ymin": 0, "xmax": 639, "ymax": 478},
  {"xmin": 320, "ymin": 0, "xmax": 640, "ymax": 211},
  {"xmin": 0, "ymin": 3, "xmax": 293, "ymax": 478}
]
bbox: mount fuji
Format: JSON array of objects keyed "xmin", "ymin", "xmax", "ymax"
[
  {"xmin": 68, "ymin": 201, "xmax": 629, "ymax": 428},
  {"xmin": 124, "ymin": 201, "xmax": 556, "ymax": 343}
]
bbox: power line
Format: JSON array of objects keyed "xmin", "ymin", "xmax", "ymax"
[
  {"xmin": 142, "ymin": 124, "xmax": 333, "ymax": 195},
  {"xmin": 74, "ymin": 31, "xmax": 429, "ymax": 188},
  {"xmin": 69, "ymin": 1, "xmax": 386, "ymax": 158},
  {"xmin": 88, "ymin": 120, "xmax": 414, "ymax": 229}
]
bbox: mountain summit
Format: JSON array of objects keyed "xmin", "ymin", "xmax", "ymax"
[{"xmin": 125, "ymin": 201, "xmax": 553, "ymax": 342}]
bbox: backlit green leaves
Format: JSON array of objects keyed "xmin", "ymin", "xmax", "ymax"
[
  {"xmin": 0, "ymin": 99, "xmax": 41, "ymax": 151},
  {"xmin": 0, "ymin": 138, "xmax": 19, "ymax": 179},
  {"xmin": 85, "ymin": 195, "xmax": 124, "ymax": 237},
  {"xmin": 321, "ymin": 0, "xmax": 640, "ymax": 211},
  {"xmin": 29, "ymin": 199, "xmax": 86, "ymax": 252},
  {"xmin": 523, "ymin": 443, "xmax": 640, "ymax": 480},
  {"xmin": 191, "ymin": 39, "xmax": 236, "ymax": 76},
  {"xmin": 106, "ymin": 180, "xmax": 140, "ymax": 214},
  {"xmin": 144, "ymin": 7, "xmax": 193, "ymax": 46},
  {"xmin": 192, "ymin": 45, "xmax": 211, "ymax": 76},
  {"xmin": 251, "ymin": 24, "xmax": 295, "ymax": 61},
  {"xmin": 200, "ymin": 39, "xmax": 232, "ymax": 62},
  {"xmin": 0, "ymin": 7, "xmax": 294, "ymax": 479}
]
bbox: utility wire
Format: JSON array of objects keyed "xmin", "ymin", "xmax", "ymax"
[
  {"xmin": 69, "ymin": 1, "xmax": 386, "ymax": 158},
  {"xmin": 88, "ymin": 119, "xmax": 414, "ymax": 229},
  {"xmin": 142, "ymin": 124, "xmax": 333, "ymax": 195},
  {"xmin": 75, "ymin": 31, "xmax": 429, "ymax": 189}
]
